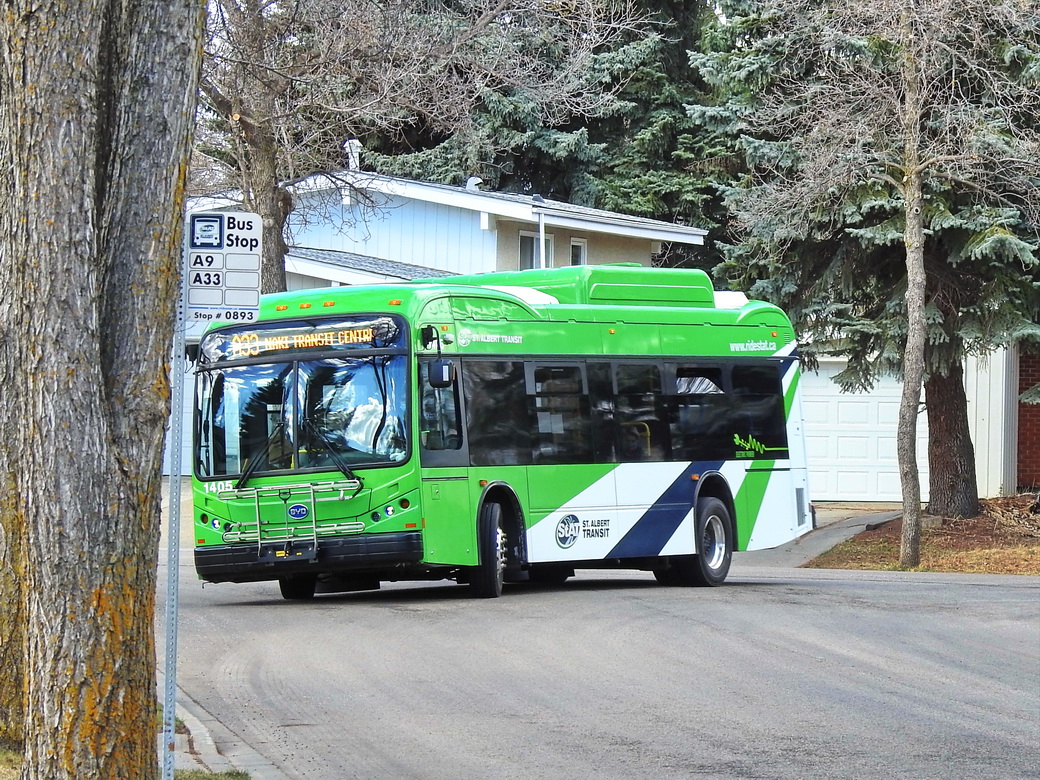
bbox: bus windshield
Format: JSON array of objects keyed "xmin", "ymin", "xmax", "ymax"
[{"xmin": 195, "ymin": 355, "xmax": 408, "ymax": 479}]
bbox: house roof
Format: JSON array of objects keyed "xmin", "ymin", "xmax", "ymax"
[
  {"xmin": 296, "ymin": 170, "xmax": 707, "ymax": 247},
  {"xmin": 286, "ymin": 246, "xmax": 457, "ymax": 283}
]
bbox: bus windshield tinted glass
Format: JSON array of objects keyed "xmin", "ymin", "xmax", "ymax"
[
  {"xmin": 196, "ymin": 355, "xmax": 407, "ymax": 478},
  {"xmin": 296, "ymin": 357, "xmax": 407, "ymax": 470}
]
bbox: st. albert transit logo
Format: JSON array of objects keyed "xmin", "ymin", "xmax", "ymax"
[
  {"xmin": 456, "ymin": 327, "xmax": 523, "ymax": 349},
  {"xmin": 556, "ymin": 515, "xmax": 580, "ymax": 549}
]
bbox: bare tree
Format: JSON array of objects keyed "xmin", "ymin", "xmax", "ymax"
[
  {"xmin": 713, "ymin": 0, "xmax": 1040, "ymax": 566},
  {"xmin": 195, "ymin": 0, "xmax": 649, "ymax": 292},
  {"xmin": 0, "ymin": 0, "xmax": 203, "ymax": 774}
]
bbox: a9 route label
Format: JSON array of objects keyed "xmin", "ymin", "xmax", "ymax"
[{"xmin": 190, "ymin": 253, "xmax": 220, "ymax": 268}]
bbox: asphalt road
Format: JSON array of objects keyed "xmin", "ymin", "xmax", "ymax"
[{"xmin": 157, "ymin": 534, "xmax": 1040, "ymax": 780}]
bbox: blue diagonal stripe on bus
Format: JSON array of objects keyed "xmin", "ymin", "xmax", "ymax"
[{"xmin": 607, "ymin": 461, "xmax": 725, "ymax": 558}]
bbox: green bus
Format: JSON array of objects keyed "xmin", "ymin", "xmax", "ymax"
[{"xmin": 192, "ymin": 264, "xmax": 812, "ymax": 599}]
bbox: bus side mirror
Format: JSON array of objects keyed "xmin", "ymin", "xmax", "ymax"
[
  {"xmin": 420, "ymin": 325, "xmax": 439, "ymax": 350},
  {"xmin": 427, "ymin": 358, "xmax": 455, "ymax": 388}
]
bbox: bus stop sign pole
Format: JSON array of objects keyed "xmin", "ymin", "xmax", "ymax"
[
  {"xmin": 161, "ymin": 285, "xmax": 187, "ymax": 780},
  {"xmin": 161, "ymin": 212, "xmax": 261, "ymax": 779}
]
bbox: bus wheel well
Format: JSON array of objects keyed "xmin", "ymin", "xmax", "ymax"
[
  {"xmin": 696, "ymin": 475, "xmax": 736, "ymax": 540},
  {"xmin": 479, "ymin": 485, "xmax": 525, "ymax": 566}
]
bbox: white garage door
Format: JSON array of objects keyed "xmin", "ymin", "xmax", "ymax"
[{"xmin": 800, "ymin": 360, "xmax": 929, "ymax": 502}]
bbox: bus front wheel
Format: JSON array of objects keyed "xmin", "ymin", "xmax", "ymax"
[
  {"xmin": 279, "ymin": 574, "xmax": 317, "ymax": 600},
  {"xmin": 469, "ymin": 502, "xmax": 506, "ymax": 598}
]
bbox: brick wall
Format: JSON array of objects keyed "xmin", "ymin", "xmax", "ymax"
[{"xmin": 1020, "ymin": 352, "xmax": 1040, "ymax": 489}]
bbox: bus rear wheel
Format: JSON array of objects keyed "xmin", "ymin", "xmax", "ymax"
[
  {"xmin": 469, "ymin": 502, "xmax": 506, "ymax": 598},
  {"xmin": 656, "ymin": 497, "xmax": 733, "ymax": 587},
  {"xmin": 528, "ymin": 564, "xmax": 573, "ymax": 587},
  {"xmin": 279, "ymin": 573, "xmax": 318, "ymax": 600},
  {"xmin": 689, "ymin": 496, "xmax": 733, "ymax": 586}
]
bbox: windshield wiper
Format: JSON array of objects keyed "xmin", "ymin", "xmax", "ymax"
[
  {"xmin": 303, "ymin": 417, "xmax": 362, "ymax": 486},
  {"xmin": 370, "ymin": 358, "xmax": 390, "ymax": 453},
  {"xmin": 235, "ymin": 421, "xmax": 285, "ymax": 490}
]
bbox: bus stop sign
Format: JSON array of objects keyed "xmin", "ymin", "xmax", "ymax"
[{"xmin": 184, "ymin": 212, "xmax": 262, "ymax": 323}]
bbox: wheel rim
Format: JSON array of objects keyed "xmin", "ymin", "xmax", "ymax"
[
  {"xmin": 494, "ymin": 526, "xmax": 507, "ymax": 586},
  {"xmin": 702, "ymin": 514, "xmax": 727, "ymax": 571}
]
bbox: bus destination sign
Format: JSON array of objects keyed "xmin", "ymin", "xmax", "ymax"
[
  {"xmin": 199, "ymin": 316, "xmax": 406, "ymax": 363},
  {"xmin": 184, "ymin": 212, "xmax": 262, "ymax": 323},
  {"xmin": 229, "ymin": 326, "xmax": 374, "ymax": 360}
]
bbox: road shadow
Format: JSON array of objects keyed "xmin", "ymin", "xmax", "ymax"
[{"xmin": 201, "ymin": 573, "xmax": 678, "ymax": 607}]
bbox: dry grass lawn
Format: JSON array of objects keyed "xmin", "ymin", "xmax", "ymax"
[
  {"xmin": 0, "ymin": 752, "xmax": 246, "ymax": 780},
  {"xmin": 805, "ymin": 494, "xmax": 1040, "ymax": 574}
]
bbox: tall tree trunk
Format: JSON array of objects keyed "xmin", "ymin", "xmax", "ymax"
[
  {"xmin": 0, "ymin": 460, "xmax": 24, "ymax": 751},
  {"xmin": 233, "ymin": 127, "xmax": 287, "ymax": 293},
  {"xmin": 897, "ymin": 11, "xmax": 926, "ymax": 569},
  {"xmin": 925, "ymin": 364, "xmax": 979, "ymax": 517},
  {"xmin": 0, "ymin": 221, "xmax": 26, "ymax": 750},
  {"xmin": 899, "ymin": 180, "xmax": 927, "ymax": 569},
  {"xmin": 0, "ymin": 0, "xmax": 203, "ymax": 776},
  {"xmin": 0, "ymin": 6, "xmax": 27, "ymax": 752},
  {"xmin": 242, "ymin": 135, "xmax": 290, "ymax": 293}
]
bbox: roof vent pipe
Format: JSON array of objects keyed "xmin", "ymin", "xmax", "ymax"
[
  {"xmin": 466, "ymin": 176, "xmax": 483, "ymax": 191},
  {"xmin": 344, "ymin": 139, "xmax": 362, "ymax": 170}
]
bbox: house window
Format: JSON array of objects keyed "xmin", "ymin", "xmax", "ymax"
[
  {"xmin": 570, "ymin": 239, "xmax": 587, "ymax": 266},
  {"xmin": 519, "ymin": 231, "xmax": 554, "ymax": 269}
]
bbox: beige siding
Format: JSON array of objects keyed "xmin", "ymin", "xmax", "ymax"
[{"xmin": 494, "ymin": 221, "xmax": 653, "ymax": 270}]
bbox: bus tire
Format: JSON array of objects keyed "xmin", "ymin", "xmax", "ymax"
[
  {"xmin": 660, "ymin": 497, "xmax": 733, "ymax": 587},
  {"xmin": 688, "ymin": 496, "xmax": 733, "ymax": 586},
  {"xmin": 528, "ymin": 564, "xmax": 573, "ymax": 587},
  {"xmin": 278, "ymin": 574, "xmax": 317, "ymax": 600},
  {"xmin": 652, "ymin": 566, "xmax": 681, "ymax": 586},
  {"xmin": 470, "ymin": 502, "xmax": 506, "ymax": 598}
]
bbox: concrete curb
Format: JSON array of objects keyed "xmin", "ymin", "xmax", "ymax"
[
  {"xmin": 158, "ymin": 670, "xmax": 292, "ymax": 778},
  {"xmin": 732, "ymin": 510, "xmax": 903, "ymax": 570},
  {"xmin": 173, "ymin": 694, "xmax": 238, "ymax": 774}
]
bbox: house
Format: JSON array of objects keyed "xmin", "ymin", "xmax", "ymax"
[
  {"xmin": 1018, "ymin": 351, "xmax": 1040, "ymax": 490},
  {"xmin": 279, "ymin": 169, "xmax": 707, "ymax": 286},
  {"xmin": 174, "ymin": 170, "xmax": 1031, "ymax": 503},
  {"xmin": 801, "ymin": 348, "xmax": 1023, "ymax": 502}
]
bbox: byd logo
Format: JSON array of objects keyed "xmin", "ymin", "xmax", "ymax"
[{"xmin": 287, "ymin": 504, "xmax": 309, "ymax": 520}]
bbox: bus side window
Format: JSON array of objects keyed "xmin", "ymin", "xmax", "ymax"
[
  {"xmin": 587, "ymin": 362, "xmax": 616, "ymax": 463},
  {"xmin": 529, "ymin": 364, "xmax": 591, "ymax": 464},
  {"xmin": 731, "ymin": 364, "xmax": 788, "ymax": 455},
  {"xmin": 420, "ymin": 361, "xmax": 462, "ymax": 450},
  {"xmin": 464, "ymin": 360, "xmax": 530, "ymax": 465},
  {"xmin": 615, "ymin": 364, "xmax": 667, "ymax": 461},
  {"xmin": 670, "ymin": 365, "xmax": 732, "ymax": 460}
]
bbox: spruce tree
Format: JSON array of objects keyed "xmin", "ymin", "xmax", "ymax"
[{"xmin": 692, "ymin": 0, "xmax": 1040, "ymax": 532}]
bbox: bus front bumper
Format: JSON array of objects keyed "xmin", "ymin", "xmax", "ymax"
[{"xmin": 194, "ymin": 531, "xmax": 424, "ymax": 584}]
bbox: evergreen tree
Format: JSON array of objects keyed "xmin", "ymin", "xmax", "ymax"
[
  {"xmin": 593, "ymin": 0, "xmax": 727, "ymax": 272},
  {"xmin": 365, "ymin": 1, "xmax": 728, "ymax": 274},
  {"xmin": 195, "ymin": 0, "xmax": 650, "ymax": 291},
  {"xmin": 692, "ymin": 0, "xmax": 1040, "ymax": 535},
  {"xmin": 363, "ymin": 25, "xmax": 661, "ymax": 203}
]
